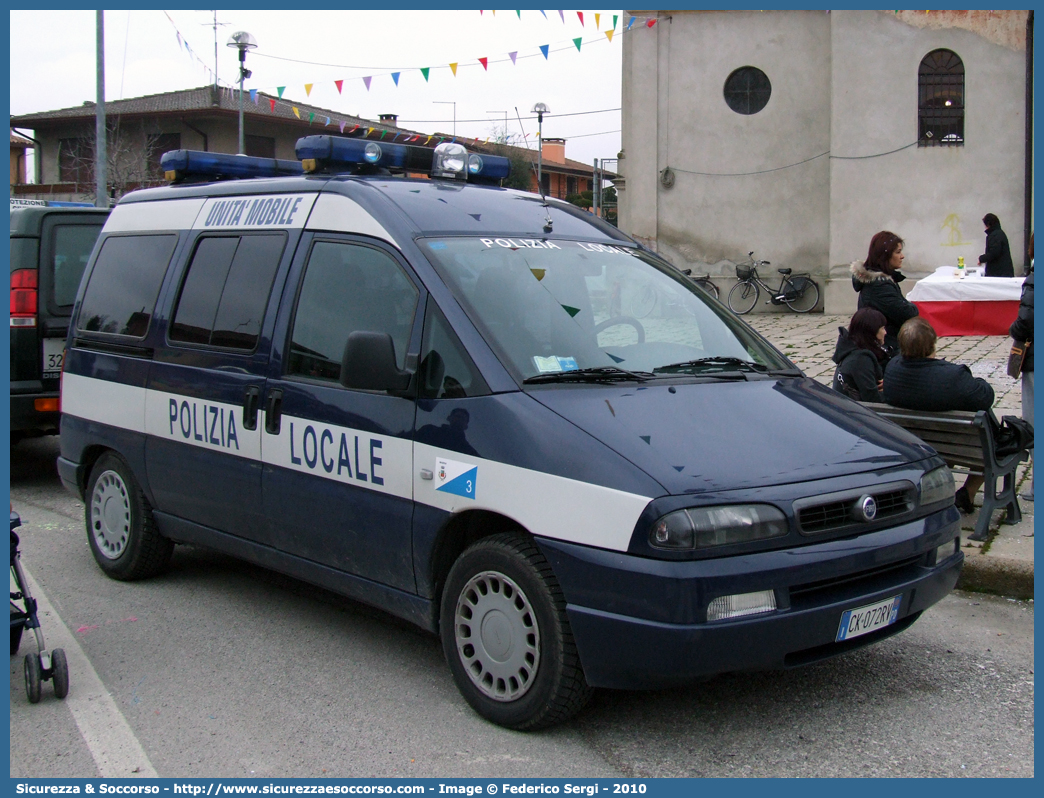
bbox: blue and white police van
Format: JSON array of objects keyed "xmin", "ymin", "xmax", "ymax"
[{"xmin": 58, "ymin": 137, "xmax": 963, "ymax": 729}]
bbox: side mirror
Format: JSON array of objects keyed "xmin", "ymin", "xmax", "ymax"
[{"xmin": 340, "ymin": 331, "xmax": 412, "ymax": 393}]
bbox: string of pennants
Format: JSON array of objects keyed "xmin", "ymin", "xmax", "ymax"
[{"xmin": 162, "ymin": 9, "xmax": 661, "ymax": 141}]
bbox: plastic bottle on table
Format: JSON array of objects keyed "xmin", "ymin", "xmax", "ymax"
[{"xmin": 957, "ymin": 256, "xmax": 966, "ymax": 278}]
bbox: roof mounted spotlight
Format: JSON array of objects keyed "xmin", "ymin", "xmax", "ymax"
[{"xmin": 432, "ymin": 142, "xmax": 468, "ymax": 180}]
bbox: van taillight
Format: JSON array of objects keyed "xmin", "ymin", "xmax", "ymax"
[{"xmin": 10, "ymin": 269, "xmax": 38, "ymax": 327}]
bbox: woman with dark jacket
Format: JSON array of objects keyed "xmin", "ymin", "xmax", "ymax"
[
  {"xmin": 851, "ymin": 231, "xmax": 919, "ymax": 353},
  {"xmin": 883, "ymin": 317, "xmax": 995, "ymax": 514},
  {"xmin": 831, "ymin": 307, "xmax": 888, "ymax": 402},
  {"xmin": 1009, "ymin": 233, "xmax": 1033, "ymax": 501},
  {"xmin": 978, "ymin": 213, "xmax": 1015, "ymax": 277}
]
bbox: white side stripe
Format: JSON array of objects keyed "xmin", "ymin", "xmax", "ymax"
[
  {"xmin": 102, "ymin": 198, "xmax": 207, "ymax": 233},
  {"xmin": 62, "ymin": 373, "xmax": 147, "ymax": 433}
]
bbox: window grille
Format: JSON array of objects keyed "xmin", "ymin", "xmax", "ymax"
[
  {"xmin": 723, "ymin": 67, "xmax": 771, "ymax": 115},
  {"xmin": 918, "ymin": 49, "xmax": 964, "ymax": 146}
]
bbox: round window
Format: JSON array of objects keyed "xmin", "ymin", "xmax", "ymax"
[{"xmin": 723, "ymin": 66, "xmax": 771, "ymax": 115}]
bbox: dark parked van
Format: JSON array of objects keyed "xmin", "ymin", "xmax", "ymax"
[
  {"xmin": 59, "ymin": 141, "xmax": 963, "ymax": 730},
  {"xmin": 10, "ymin": 204, "xmax": 109, "ymax": 441}
]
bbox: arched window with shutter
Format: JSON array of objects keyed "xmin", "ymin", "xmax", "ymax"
[{"xmin": 918, "ymin": 49, "xmax": 964, "ymax": 146}]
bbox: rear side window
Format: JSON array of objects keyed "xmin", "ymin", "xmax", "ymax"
[
  {"xmin": 287, "ymin": 241, "xmax": 419, "ymax": 382},
  {"xmin": 170, "ymin": 233, "xmax": 285, "ymax": 350},
  {"xmin": 53, "ymin": 223, "xmax": 104, "ymax": 307},
  {"xmin": 77, "ymin": 235, "xmax": 177, "ymax": 338}
]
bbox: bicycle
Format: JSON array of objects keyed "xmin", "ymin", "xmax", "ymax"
[
  {"xmin": 727, "ymin": 252, "xmax": 820, "ymax": 314},
  {"xmin": 680, "ymin": 269, "xmax": 720, "ymax": 300}
]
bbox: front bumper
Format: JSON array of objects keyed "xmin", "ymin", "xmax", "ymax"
[{"xmin": 537, "ymin": 509, "xmax": 962, "ymax": 690}]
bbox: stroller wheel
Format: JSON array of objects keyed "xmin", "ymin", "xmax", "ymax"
[
  {"xmin": 24, "ymin": 653, "xmax": 42, "ymax": 704},
  {"xmin": 52, "ymin": 649, "xmax": 69, "ymax": 699}
]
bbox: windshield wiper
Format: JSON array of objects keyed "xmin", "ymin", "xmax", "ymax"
[
  {"xmin": 653, "ymin": 357, "xmax": 769, "ymax": 375},
  {"xmin": 523, "ymin": 366, "xmax": 654, "ymax": 385}
]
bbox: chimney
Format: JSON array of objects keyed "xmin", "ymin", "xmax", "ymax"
[
  {"xmin": 540, "ymin": 137, "xmax": 566, "ymax": 165},
  {"xmin": 379, "ymin": 113, "xmax": 398, "ymax": 128}
]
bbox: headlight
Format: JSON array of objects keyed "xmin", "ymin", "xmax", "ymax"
[
  {"xmin": 920, "ymin": 466, "xmax": 955, "ymax": 507},
  {"xmin": 650, "ymin": 505, "xmax": 788, "ymax": 550}
]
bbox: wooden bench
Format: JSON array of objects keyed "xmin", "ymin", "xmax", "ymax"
[{"xmin": 861, "ymin": 403, "xmax": 1028, "ymax": 541}]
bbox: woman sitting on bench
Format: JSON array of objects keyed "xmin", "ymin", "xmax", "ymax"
[{"xmin": 883, "ymin": 317, "xmax": 995, "ymax": 514}]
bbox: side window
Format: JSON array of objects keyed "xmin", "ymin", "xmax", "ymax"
[
  {"xmin": 77, "ymin": 234, "xmax": 177, "ymax": 337},
  {"xmin": 287, "ymin": 241, "xmax": 419, "ymax": 383},
  {"xmin": 418, "ymin": 303, "xmax": 489, "ymax": 399},
  {"xmin": 52, "ymin": 223, "xmax": 104, "ymax": 307},
  {"xmin": 170, "ymin": 233, "xmax": 285, "ymax": 350},
  {"xmin": 918, "ymin": 49, "xmax": 964, "ymax": 146}
]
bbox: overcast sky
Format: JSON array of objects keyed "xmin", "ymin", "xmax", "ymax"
[{"xmin": 10, "ymin": 9, "xmax": 628, "ymax": 169}]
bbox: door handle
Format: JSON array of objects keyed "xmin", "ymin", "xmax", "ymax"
[
  {"xmin": 242, "ymin": 386, "xmax": 261, "ymax": 431},
  {"xmin": 264, "ymin": 388, "xmax": 283, "ymax": 435}
]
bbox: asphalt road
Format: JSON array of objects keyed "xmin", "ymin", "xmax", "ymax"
[{"xmin": 9, "ymin": 436, "xmax": 1035, "ymax": 778}]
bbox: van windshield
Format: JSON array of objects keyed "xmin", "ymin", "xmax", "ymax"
[{"xmin": 421, "ymin": 237, "xmax": 795, "ymax": 381}]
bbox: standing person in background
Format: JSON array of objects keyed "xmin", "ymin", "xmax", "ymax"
[
  {"xmin": 831, "ymin": 307, "xmax": 889, "ymax": 402},
  {"xmin": 883, "ymin": 317, "xmax": 994, "ymax": 516},
  {"xmin": 978, "ymin": 213, "xmax": 1015, "ymax": 277},
  {"xmin": 851, "ymin": 231, "xmax": 919, "ymax": 355},
  {"xmin": 1009, "ymin": 233, "xmax": 1033, "ymax": 503}
]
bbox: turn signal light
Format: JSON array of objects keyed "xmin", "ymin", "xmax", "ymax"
[{"xmin": 34, "ymin": 398, "xmax": 60, "ymax": 413}]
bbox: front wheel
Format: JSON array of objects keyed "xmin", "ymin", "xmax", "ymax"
[
  {"xmin": 85, "ymin": 453, "xmax": 173, "ymax": 581},
  {"xmin": 25, "ymin": 653, "xmax": 41, "ymax": 704},
  {"xmin": 728, "ymin": 280, "xmax": 759, "ymax": 314},
  {"xmin": 51, "ymin": 648, "xmax": 69, "ymax": 699},
  {"xmin": 440, "ymin": 533, "xmax": 593, "ymax": 730},
  {"xmin": 784, "ymin": 277, "xmax": 820, "ymax": 313}
]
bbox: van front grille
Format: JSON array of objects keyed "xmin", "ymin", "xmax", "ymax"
[{"xmin": 795, "ymin": 483, "xmax": 916, "ymax": 535}]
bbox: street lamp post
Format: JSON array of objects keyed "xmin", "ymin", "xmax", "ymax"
[
  {"xmin": 433, "ymin": 101, "xmax": 457, "ymax": 137},
  {"xmin": 531, "ymin": 102, "xmax": 549, "ymax": 193},
  {"xmin": 226, "ymin": 31, "xmax": 257, "ymax": 155}
]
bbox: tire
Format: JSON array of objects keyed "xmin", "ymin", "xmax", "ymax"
[
  {"xmin": 85, "ymin": 453, "xmax": 173, "ymax": 581},
  {"xmin": 25, "ymin": 653, "xmax": 41, "ymax": 704},
  {"xmin": 440, "ymin": 533, "xmax": 593, "ymax": 730},
  {"xmin": 784, "ymin": 277, "xmax": 820, "ymax": 313},
  {"xmin": 728, "ymin": 280, "xmax": 759, "ymax": 314},
  {"xmin": 698, "ymin": 280, "xmax": 720, "ymax": 301},
  {"xmin": 51, "ymin": 648, "xmax": 69, "ymax": 699}
]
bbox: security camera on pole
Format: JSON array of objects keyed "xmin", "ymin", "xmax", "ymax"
[
  {"xmin": 227, "ymin": 31, "xmax": 257, "ymax": 155},
  {"xmin": 531, "ymin": 102, "xmax": 549, "ymax": 193}
]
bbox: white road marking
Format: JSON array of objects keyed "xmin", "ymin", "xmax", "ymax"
[{"xmin": 22, "ymin": 566, "xmax": 158, "ymax": 778}]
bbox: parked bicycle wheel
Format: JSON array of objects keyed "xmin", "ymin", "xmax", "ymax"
[
  {"xmin": 783, "ymin": 276, "xmax": 820, "ymax": 313},
  {"xmin": 695, "ymin": 279, "xmax": 719, "ymax": 300},
  {"xmin": 727, "ymin": 281, "xmax": 759, "ymax": 314}
]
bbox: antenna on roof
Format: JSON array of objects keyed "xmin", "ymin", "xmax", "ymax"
[
  {"xmin": 202, "ymin": 10, "xmax": 230, "ymax": 89},
  {"xmin": 515, "ymin": 106, "xmax": 553, "ymax": 231}
]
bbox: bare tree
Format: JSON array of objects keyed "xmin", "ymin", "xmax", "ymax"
[{"xmin": 60, "ymin": 118, "xmax": 170, "ymax": 202}]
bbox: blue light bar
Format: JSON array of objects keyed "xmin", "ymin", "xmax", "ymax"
[
  {"xmin": 296, "ymin": 135, "xmax": 417, "ymax": 171},
  {"xmin": 160, "ymin": 150, "xmax": 303, "ymax": 182},
  {"xmin": 466, "ymin": 152, "xmax": 511, "ymax": 182}
]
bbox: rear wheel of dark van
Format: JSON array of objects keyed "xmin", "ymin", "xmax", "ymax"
[
  {"xmin": 85, "ymin": 453, "xmax": 173, "ymax": 580},
  {"xmin": 440, "ymin": 533, "xmax": 594, "ymax": 729}
]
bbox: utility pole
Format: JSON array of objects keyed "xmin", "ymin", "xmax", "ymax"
[{"xmin": 95, "ymin": 11, "xmax": 107, "ymax": 209}]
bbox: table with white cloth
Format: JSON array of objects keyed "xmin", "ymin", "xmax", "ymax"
[{"xmin": 905, "ymin": 266, "xmax": 1025, "ymax": 336}]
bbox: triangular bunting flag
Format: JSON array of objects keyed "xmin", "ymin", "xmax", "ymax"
[
  {"xmin": 420, "ymin": 67, "xmax": 429, "ymax": 81},
  {"xmin": 605, "ymin": 30, "xmax": 614, "ymax": 43},
  {"xmin": 613, "ymin": 15, "xmax": 618, "ymax": 29},
  {"xmin": 627, "ymin": 17, "xmax": 635, "ymax": 30},
  {"xmin": 391, "ymin": 72, "xmax": 400, "ymax": 85},
  {"xmin": 304, "ymin": 83, "xmax": 313, "ymax": 96},
  {"xmin": 363, "ymin": 76, "xmax": 372, "ymax": 90},
  {"xmin": 539, "ymin": 44, "xmax": 549, "ymax": 59},
  {"xmin": 292, "ymin": 107, "xmax": 300, "ymax": 119},
  {"xmin": 516, "ymin": 10, "xmax": 521, "ymax": 19},
  {"xmin": 449, "ymin": 63, "xmax": 458, "ymax": 76},
  {"xmin": 325, "ymin": 117, "xmax": 330, "ymax": 126},
  {"xmin": 573, "ymin": 37, "xmax": 582, "ymax": 51},
  {"xmin": 540, "ymin": 10, "xmax": 547, "ymax": 18},
  {"xmin": 308, "ymin": 112, "xmax": 315, "ymax": 123},
  {"xmin": 335, "ymin": 80, "xmax": 343, "ymax": 94},
  {"xmin": 508, "ymin": 51, "xmax": 517, "ymax": 64},
  {"xmin": 424, "ymin": 136, "xmax": 433, "ymax": 145},
  {"xmin": 558, "ymin": 10, "xmax": 564, "ymax": 23},
  {"xmin": 380, "ymin": 130, "xmax": 387, "ymax": 139},
  {"xmin": 339, "ymin": 121, "xmax": 346, "ymax": 133},
  {"xmin": 577, "ymin": 12, "xmax": 584, "ymax": 26},
  {"xmin": 647, "ymin": 19, "xmax": 657, "ymax": 28},
  {"xmin": 595, "ymin": 13, "xmax": 600, "ymax": 29},
  {"xmin": 269, "ymin": 98, "xmax": 276, "ymax": 111},
  {"xmin": 478, "ymin": 57, "xmax": 488, "ymax": 70},
  {"xmin": 277, "ymin": 86, "xmax": 286, "ymax": 98},
  {"xmin": 249, "ymin": 89, "xmax": 257, "ymax": 104}
]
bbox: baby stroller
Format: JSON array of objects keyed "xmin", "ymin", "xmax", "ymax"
[{"xmin": 11, "ymin": 507, "xmax": 69, "ymax": 702}]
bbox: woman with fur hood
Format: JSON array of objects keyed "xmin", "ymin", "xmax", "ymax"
[
  {"xmin": 831, "ymin": 307, "xmax": 889, "ymax": 402},
  {"xmin": 851, "ymin": 231, "xmax": 919, "ymax": 353}
]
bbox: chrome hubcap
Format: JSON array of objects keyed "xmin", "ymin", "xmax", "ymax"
[
  {"xmin": 454, "ymin": 571, "xmax": 539, "ymax": 702},
  {"xmin": 90, "ymin": 470, "xmax": 131, "ymax": 559}
]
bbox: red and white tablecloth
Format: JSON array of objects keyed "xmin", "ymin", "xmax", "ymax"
[{"xmin": 906, "ymin": 266, "xmax": 1025, "ymax": 336}]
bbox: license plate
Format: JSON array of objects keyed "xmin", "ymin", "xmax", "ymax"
[
  {"xmin": 836, "ymin": 595, "xmax": 902, "ymax": 642},
  {"xmin": 42, "ymin": 338, "xmax": 65, "ymax": 376}
]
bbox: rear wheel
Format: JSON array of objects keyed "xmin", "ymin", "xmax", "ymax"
[
  {"xmin": 728, "ymin": 280, "xmax": 759, "ymax": 314},
  {"xmin": 440, "ymin": 533, "xmax": 593, "ymax": 730},
  {"xmin": 51, "ymin": 648, "xmax": 69, "ymax": 699},
  {"xmin": 24, "ymin": 653, "xmax": 41, "ymax": 703},
  {"xmin": 697, "ymin": 279, "xmax": 720, "ymax": 300},
  {"xmin": 784, "ymin": 277, "xmax": 820, "ymax": 313},
  {"xmin": 85, "ymin": 453, "xmax": 173, "ymax": 581}
]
